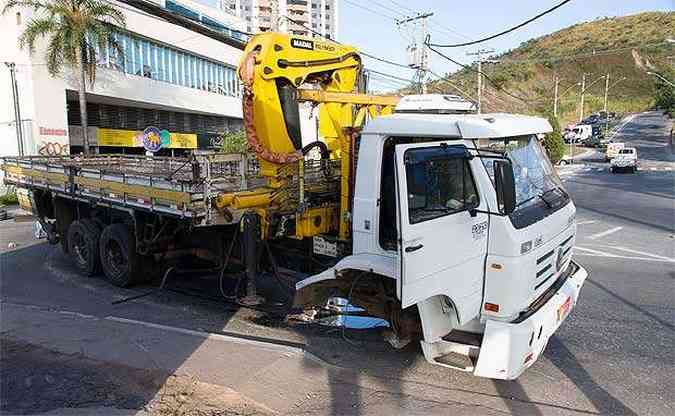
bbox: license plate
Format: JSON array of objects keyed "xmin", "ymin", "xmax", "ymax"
[{"xmin": 557, "ymin": 296, "xmax": 572, "ymax": 322}]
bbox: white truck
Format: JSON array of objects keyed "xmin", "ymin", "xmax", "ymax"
[
  {"xmin": 2, "ymin": 32, "xmax": 589, "ymax": 381},
  {"xmin": 297, "ymin": 97, "xmax": 588, "ymax": 379},
  {"xmin": 611, "ymin": 147, "xmax": 638, "ymax": 173}
]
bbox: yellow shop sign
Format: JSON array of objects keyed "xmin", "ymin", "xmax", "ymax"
[{"xmin": 97, "ymin": 128, "xmax": 197, "ymax": 149}]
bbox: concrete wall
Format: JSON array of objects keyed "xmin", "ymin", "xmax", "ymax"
[{"xmin": 63, "ymin": 67, "xmax": 243, "ymax": 119}]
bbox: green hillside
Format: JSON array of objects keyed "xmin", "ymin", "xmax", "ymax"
[{"xmin": 427, "ymin": 11, "xmax": 675, "ymax": 124}]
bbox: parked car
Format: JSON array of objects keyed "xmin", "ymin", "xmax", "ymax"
[
  {"xmin": 582, "ymin": 125, "xmax": 605, "ymax": 147},
  {"xmin": 565, "ymin": 124, "xmax": 593, "ymax": 144},
  {"xmin": 605, "ymin": 142, "xmax": 625, "ymax": 162},
  {"xmin": 557, "ymin": 154, "xmax": 573, "ymax": 165},
  {"xmin": 584, "ymin": 134, "xmax": 602, "ymax": 148},
  {"xmin": 581, "ymin": 114, "xmax": 599, "ymax": 125},
  {"xmin": 610, "ymin": 147, "xmax": 638, "ymax": 173}
]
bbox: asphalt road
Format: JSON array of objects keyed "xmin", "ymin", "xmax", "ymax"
[{"xmin": 1, "ymin": 111, "xmax": 673, "ymax": 415}]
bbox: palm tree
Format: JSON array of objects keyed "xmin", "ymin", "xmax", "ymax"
[{"xmin": 3, "ymin": 0, "xmax": 126, "ymax": 155}]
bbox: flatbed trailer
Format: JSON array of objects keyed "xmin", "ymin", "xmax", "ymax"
[{"xmin": 1, "ymin": 152, "xmax": 342, "ymax": 290}]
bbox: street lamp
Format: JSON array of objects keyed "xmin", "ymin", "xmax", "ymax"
[{"xmin": 647, "ymin": 71, "xmax": 675, "ymax": 88}]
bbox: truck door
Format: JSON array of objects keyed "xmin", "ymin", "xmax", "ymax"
[{"xmin": 395, "ymin": 143, "xmax": 489, "ymax": 317}]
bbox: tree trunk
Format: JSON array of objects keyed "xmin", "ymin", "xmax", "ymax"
[{"xmin": 76, "ymin": 48, "xmax": 90, "ymax": 155}]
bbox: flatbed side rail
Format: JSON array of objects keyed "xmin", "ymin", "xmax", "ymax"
[{"xmin": 1, "ymin": 154, "xmax": 261, "ymax": 223}]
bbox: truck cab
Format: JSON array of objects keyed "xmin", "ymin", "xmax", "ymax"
[{"xmin": 297, "ymin": 96, "xmax": 588, "ymax": 379}]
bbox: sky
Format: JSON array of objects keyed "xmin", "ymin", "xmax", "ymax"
[
  {"xmin": 335, "ymin": 0, "xmax": 673, "ymax": 91},
  {"xmin": 191, "ymin": 0, "xmax": 673, "ymax": 91}
]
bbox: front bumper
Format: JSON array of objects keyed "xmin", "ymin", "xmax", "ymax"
[
  {"xmin": 474, "ymin": 260, "xmax": 588, "ymax": 379},
  {"xmin": 611, "ymin": 160, "xmax": 636, "ymax": 168}
]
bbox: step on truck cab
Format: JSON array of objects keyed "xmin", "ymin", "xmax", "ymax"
[{"xmin": 296, "ymin": 95, "xmax": 588, "ymax": 379}]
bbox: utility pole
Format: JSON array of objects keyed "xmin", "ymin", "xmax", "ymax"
[
  {"xmin": 578, "ymin": 73, "xmax": 586, "ymax": 123},
  {"xmin": 553, "ymin": 75, "xmax": 560, "ymax": 118},
  {"xmin": 603, "ymin": 73, "xmax": 610, "ymax": 136},
  {"xmin": 467, "ymin": 48, "xmax": 495, "ymax": 113},
  {"xmin": 4, "ymin": 62, "xmax": 24, "ymax": 156},
  {"xmin": 397, "ymin": 12, "xmax": 433, "ymax": 94},
  {"xmin": 603, "ymin": 73, "xmax": 610, "ymax": 113}
]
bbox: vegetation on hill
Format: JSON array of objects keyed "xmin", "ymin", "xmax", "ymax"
[{"xmin": 426, "ymin": 12, "xmax": 674, "ymax": 125}]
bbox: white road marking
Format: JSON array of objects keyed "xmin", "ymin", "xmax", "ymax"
[
  {"xmin": 609, "ymin": 114, "xmax": 637, "ymax": 139},
  {"xmin": 575, "ymin": 246, "xmax": 619, "ymax": 256},
  {"xmin": 608, "ymin": 246, "xmax": 675, "ymax": 262},
  {"xmin": 576, "ymin": 220, "xmax": 597, "ymax": 225},
  {"xmin": 574, "ymin": 246, "xmax": 675, "ymax": 263},
  {"xmin": 587, "ymin": 226, "xmax": 623, "ymax": 240}
]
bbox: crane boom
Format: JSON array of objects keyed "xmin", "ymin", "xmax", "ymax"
[{"xmin": 217, "ymin": 32, "xmax": 399, "ymax": 240}]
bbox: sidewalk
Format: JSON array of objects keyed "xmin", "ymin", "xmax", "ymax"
[{"xmin": 1, "ymin": 302, "xmax": 510, "ymax": 416}]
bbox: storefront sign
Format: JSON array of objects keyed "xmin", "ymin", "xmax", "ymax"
[
  {"xmin": 39, "ymin": 127, "xmax": 68, "ymax": 136},
  {"xmin": 97, "ymin": 128, "xmax": 197, "ymax": 149},
  {"xmin": 143, "ymin": 126, "xmax": 162, "ymax": 152},
  {"xmin": 97, "ymin": 129, "xmax": 136, "ymax": 147}
]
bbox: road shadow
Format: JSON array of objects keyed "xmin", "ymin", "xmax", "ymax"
[
  {"xmin": 574, "ymin": 203, "xmax": 675, "ymax": 234},
  {"xmin": 546, "ymin": 336, "xmax": 637, "ymax": 416},
  {"xmin": 0, "ymin": 240, "xmax": 275, "ymax": 415},
  {"xmin": 586, "ymin": 278, "xmax": 674, "ymax": 333},
  {"xmin": 493, "ymin": 379, "xmax": 543, "ymax": 415},
  {"xmin": 568, "ymin": 175, "xmax": 675, "ymax": 203}
]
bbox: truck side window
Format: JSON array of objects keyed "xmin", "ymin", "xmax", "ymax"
[
  {"xmin": 404, "ymin": 147, "xmax": 478, "ymax": 224},
  {"xmin": 379, "ymin": 139, "xmax": 398, "ymax": 251}
]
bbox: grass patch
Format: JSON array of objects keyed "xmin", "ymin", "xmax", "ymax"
[{"xmin": 0, "ymin": 191, "xmax": 19, "ymax": 206}]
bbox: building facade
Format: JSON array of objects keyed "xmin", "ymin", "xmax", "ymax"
[
  {"xmin": 223, "ymin": 0, "xmax": 338, "ymax": 39},
  {"xmin": 0, "ymin": 0, "xmax": 246, "ymax": 158}
]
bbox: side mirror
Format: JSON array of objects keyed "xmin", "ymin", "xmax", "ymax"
[{"xmin": 494, "ymin": 160, "xmax": 516, "ymax": 215}]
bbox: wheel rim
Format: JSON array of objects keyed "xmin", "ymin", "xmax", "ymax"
[
  {"xmin": 105, "ymin": 239, "xmax": 127, "ymax": 276},
  {"xmin": 72, "ymin": 231, "xmax": 88, "ymax": 265}
]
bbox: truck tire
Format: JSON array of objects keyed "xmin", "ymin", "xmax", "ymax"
[
  {"xmin": 99, "ymin": 223, "xmax": 140, "ymax": 287},
  {"xmin": 67, "ymin": 220, "xmax": 102, "ymax": 276}
]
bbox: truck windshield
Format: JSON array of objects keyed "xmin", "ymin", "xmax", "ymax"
[{"xmin": 476, "ymin": 135, "xmax": 568, "ymax": 217}]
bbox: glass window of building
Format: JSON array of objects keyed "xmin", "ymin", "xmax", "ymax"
[{"xmin": 96, "ymin": 30, "xmax": 237, "ymax": 97}]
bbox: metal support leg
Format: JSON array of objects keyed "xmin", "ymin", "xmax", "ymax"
[{"xmin": 240, "ymin": 211, "xmax": 264, "ymax": 306}]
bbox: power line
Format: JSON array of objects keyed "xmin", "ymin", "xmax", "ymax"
[
  {"xmin": 361, "ymin": 51, "xmax": 414, "ymax": 70},
  {"xmin": 384, "ymin": 0, "xmax": 474, "ymax": 42},
  {"xmin": 427, "ymin": 71, "xmax": 478, "ymax": 102},
  {"xmin": 425, "ymin": 41, "xmax": 533, "ymax": 105},
  {"xmin": 342, "ymin": 0, "xmax": 398, "ymax": 21},
  {"xmin": 366, "ymin": 69, "xmax": 413, "ymax": 84},
  {"xmin": 427, "ymin": 0, "xmax": 574, "ymax": 48},
  {"xmin": 384, "ymin": 0, "xmax": 417, "ymax": 15},
  {"xmin": 280, "ymin": 15, "xmax": 415, "ymax": 73}
]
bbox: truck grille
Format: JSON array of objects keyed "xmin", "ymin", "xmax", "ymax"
[{"xmin": 534, "ymin": 234, "xmax": 574, "ymax": 291}]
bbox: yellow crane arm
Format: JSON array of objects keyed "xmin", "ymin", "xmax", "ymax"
[{"xmin": 221, "ymin": 32, "xmax": 399, "ymax": 240}]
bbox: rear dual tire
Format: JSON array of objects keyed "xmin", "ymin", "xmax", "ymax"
[
  {"xmin": 67, "ymin": 219, "xmax": 102, "ymax": 276},
  {"xmin": 99, "ymin": 224, "xmax": 141, "ymax": 288}
]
